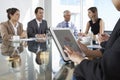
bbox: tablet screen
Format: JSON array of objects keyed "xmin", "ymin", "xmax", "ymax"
[
  {"xmin": 54, "ymin": 30, "xmax": 82, "ymax": 53},
  {"xmin": 51, "ymin": 28, "xmax": 85, "ymax": 61}
]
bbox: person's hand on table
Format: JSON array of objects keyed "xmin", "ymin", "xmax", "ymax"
[
  {"xmin": 98, "ymin": 33, "xmax": 110, "ymax": 44},
  {"xmin": 20, "ymin": 31, "xmax": 27, "ymax": 38},
  {"xmin": 78, "ymin": 32, "xmax": 87, "ymax": 37},
  {"xmin": 35, "ymin": 34, "xmax": 46, "ymax": 42}
]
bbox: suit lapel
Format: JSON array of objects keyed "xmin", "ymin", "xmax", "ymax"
[
  {"xmin": 8, "ymin": 21, "xmax": 15, "ymax": 35},
  {"xmin": 34, "ymin": 19, "xmax": 39, "ymax": 33},
  {"xmin": 40, "ymin": 20, "xmax": 46, "ymax": 34},
  {"xmin": 17, "ymin": 23, "xmax": 21, "ymax": 35},
  {"xmin": 40, "ymin": 22, "xmax": 44, "ymax": 34},
  {"xmin": 39, "ymin": 20, "xmax": 44, "ymax": 34}
]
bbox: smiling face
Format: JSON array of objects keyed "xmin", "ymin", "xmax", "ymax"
[
  {"xmin": 88, "ymin": 7, "xmax": 98, "ymax": 20},
  {"xmin": 112, "ymin": 0, "xmax": 120, "ymax": 11},
  {"xmin": 88, "ymin": 10, "xmax": 95, "ymax": 19}
]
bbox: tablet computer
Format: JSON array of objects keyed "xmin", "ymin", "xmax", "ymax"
[{"xmin": 50, "ymin": 28, "xmax": 85, "ymax": 61}]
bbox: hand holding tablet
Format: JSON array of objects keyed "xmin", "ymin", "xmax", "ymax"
[
  {"xmin": 64, "ymin": 45, "xmax": 85, "ymax": 64},
  {"xmin": 50, "ymin": 28, "xmax": 85, "ymax": 61}
]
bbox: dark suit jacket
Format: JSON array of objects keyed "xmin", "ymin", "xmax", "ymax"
[
  {"xmin": 27, "ymin": 19, "xmax": 48, "ymax": 51},
  {"xmin": 74, "ymin": 18, "xmax": 120, "ymax": 80},
  {"xmin": 27, "ymin": 19, "xmax": 48, "ymax": 38}
]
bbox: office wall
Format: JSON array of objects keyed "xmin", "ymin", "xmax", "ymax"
[
  {"xmin": 44, "ymin": 0, "xmax": 52, "ymax": 28},
  {"xmin": 83, "ymin": 0, "xmax": 120, "ymax": 31},
  {"xmin": 0, "ymin": 0, "xmax": 44, "ymax": 30}
]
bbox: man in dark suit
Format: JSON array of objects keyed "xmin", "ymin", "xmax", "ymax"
[{"xmin": 27, "ymin": 7, "xmax": 48, "ymax": 51}]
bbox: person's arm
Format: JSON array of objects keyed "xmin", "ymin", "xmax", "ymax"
[
  {"xmin": 74, "ymin": 37, "xmax": 120, "ymax": 80},
  {"xmin": 0, "ymin": 23, "xmax": 13, "ymax": 40},
  {"xmin": 78, "ymin": 21, "xmax": 90, "ymax": 37},
  {"xmin": 64, "ymin": 45, "xmax": 85, "ymax": 64},
  {"xmin": 45, "ymin": 20, "xmax": 48, "ymax": 34},
  {"xmin": 71, "ymin": 23, "xmax": 78, "ymax": 38},
  {"xmin": 85, "ymin": 21, "xmax": 91, "ymax": 34},
  {"xmin": 99, "ymin": 19, "xmax": 104, "ymax": 34},
  {"xmin": 20, "ymin": 31, "xmax": 27, "ymax": 38},
  {"xmin": 74, "ymin": 58, "xmax": 103, "ymax": 80},
  {"xmin": 86, "ymin": 49, "xmax": 102, "ymax": 58},
  {"xmin": 102, "ymin": 36, "xmax": 120, "ymax": 79},
  {"xmin": 19, "ymin": 23, "xmax": 27, "ymax": 38},
  {"xmin": 64, "ymin": 45, "xmax": 103, "ymax": 80},
  {"xmin": 98, "ymin": 33, "xmax": 110, "ymax": 44},
  {"xmin": 77, "ymin": 40, "xmax": 102, "ymax": 58},
  {"xmin": 27, "ymin": 22, "xmax": 36, "ymax": 38}
]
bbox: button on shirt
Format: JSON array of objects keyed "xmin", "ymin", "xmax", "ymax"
[{"xmin": 56, "ymin": 21, "xmax": 78, "ymax": 38}]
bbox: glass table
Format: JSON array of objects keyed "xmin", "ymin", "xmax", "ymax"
[
  {"xmin": 0, "ymin": 37, "xmax": 52, "ymax": 80},
  {"xmin": 0, "ymin": 38, "xmax": 74, "ymax": 80}
]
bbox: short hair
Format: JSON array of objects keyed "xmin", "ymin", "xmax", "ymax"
[
  {"xmin": 88, "ymin": 7, "xmax": 97, "ymax": 13},
  {"xmin": 63, "ymin": 10, "xmax": 71, "ymax": 16},
  {"xmin": 6, "ymin": 8, "xmax": 19, "ymax": 20},
  {"xmin": 35, "ymin": 7, "xmax": 44, "ymax": 14}
]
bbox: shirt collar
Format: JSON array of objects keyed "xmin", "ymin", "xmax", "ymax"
[
  {"xmin": 36, "ymin": 19, "xmax": 42, "ymax": 24},
  {"xmin": 64, "ymin": 21, "xmax": 70, "ymax": 24},
  {"xmin": 9, "ymin": 20, "xmax": 19, "ymax": 28}
]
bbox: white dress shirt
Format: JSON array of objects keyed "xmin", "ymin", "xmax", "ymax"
[{"xmin": 10, "ymin": 21, "xmax": 19, "ymax": 35}]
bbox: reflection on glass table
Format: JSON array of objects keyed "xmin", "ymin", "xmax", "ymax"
[
  {"xmin": 27, "ymin": 39, "xmax": 52, "ymax": 80},
  {"xmin": 1, "ymin": 41, "xmax": 23, "ymax": 68},
  {"xmin": 0, "ymin": 37, "xmax": 76, "ymax": 80},
  {"xmin": 53, "ymin": 63, "xmax": 74, "ymax": 80},
  {"xmin": 51, "ymin": 39, "xmax": 75, "ymax": 80},
  {"xmin": 0, "ymin": 38, "xmax": 52, "ymax": 80},
  {"xmin": 0, "ymin": 41, "xmax": 24, "ymax": 80}
]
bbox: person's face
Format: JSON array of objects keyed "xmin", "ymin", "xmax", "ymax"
[
  {"xmin": 35, "ymin": 9, "xmax": 44, "ymax": 20},
  {"xmin": 10, "ymin": 11, "xmax": 20, "ymax": 22},
  {"xmin": 64, "ymin": 12, "xmax": 71, "ymax": 22},
  {"xmin": 112, "ymin": 0, "xmax": 120, "ymax": 11},
  {"xmin": 88, "ymin": 10, "xmax": 95, "ymax": 19}
]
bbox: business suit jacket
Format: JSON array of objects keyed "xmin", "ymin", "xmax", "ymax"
[
  {"xmin": 27, "ymin": 19, "xmax": 48, "ymax": 38},
  {"xmin": 27, "ymin": 19, "xmax": 48, "ymax": 51},
  {"xmin": 74, "ymin": 18, "xmax": 120, "ymax": 80},
  {"xmin": 0, "ymin": 20, "xmax": 24, "ymax": 41}
]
